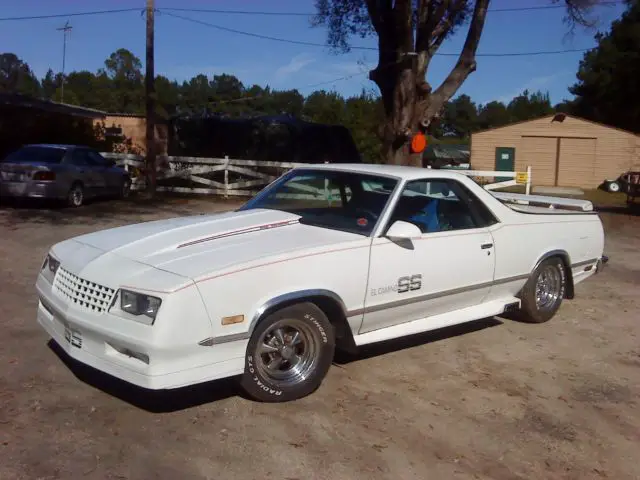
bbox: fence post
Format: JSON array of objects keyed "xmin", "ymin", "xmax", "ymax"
[
  {"xmin": 224, "ymin": 155, "xmax": 229, "ymax": 199},
  {"xmin": 526, "ymin": 165, "xmax": 532, "ymax": 195}
]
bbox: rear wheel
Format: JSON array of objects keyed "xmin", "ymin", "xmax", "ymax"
[
  {"xmin": 519, "ymin": 257, "xmax": 567, "ymax": 323},
  {"xmin": 67, "ymin": 183, "xmax": 84, "ymax": 207},
  {"xmin": 240, "ymin": 302, "xmax": 335, "ymax": 402}
]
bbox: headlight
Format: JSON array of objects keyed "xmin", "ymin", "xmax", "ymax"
[
  {"xmin": 119, "ymin": 289, "xmax": 162, "ymax": 324},
  {"xmin": 41, "ymin": 254, "xmax": 60, "ymax": 282}
]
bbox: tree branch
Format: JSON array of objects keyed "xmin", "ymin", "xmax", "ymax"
[
  {"xmin": 415, "ymin": 1, "xmax": 469, "ymax": 89},
  {"xmin": 420, "ymin": 0, "xmax": 490, "ymax": 127}
]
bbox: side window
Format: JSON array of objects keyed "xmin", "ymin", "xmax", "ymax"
[
  {"xmin": 455, "ymin": 181, "xmax": 499, "ymax": 227},
  {"xmin": 70, "ymin": 149, "xmax": 90, "ymax": 166},
  {"xmin": 87, "ymin": 150, "xmax": 108, "ymax": 167},
  {"xmin": 389, "ymin": 179, "xmax": 487, "ymax": 234}
]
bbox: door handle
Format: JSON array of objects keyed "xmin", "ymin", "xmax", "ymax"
[{"xmin": 481, "ymin": 243, "xmax": 493, "ymax": 249}]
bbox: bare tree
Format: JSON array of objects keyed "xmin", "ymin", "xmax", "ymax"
[{"xmin": 312, "ymin": 0, "xmax": 604, "ymax": 165}]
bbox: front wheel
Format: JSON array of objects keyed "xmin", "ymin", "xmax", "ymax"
[
  {"xmin": 519, "ymin": 257, "xmax": 567, "ymax": 323},
  {"xmin": 240, "ymin": 302, "xmax": 335, "ymax": 402},
  {"xmin": 120, "ymin": 178, "xmax": 132, "ymax": 199}
]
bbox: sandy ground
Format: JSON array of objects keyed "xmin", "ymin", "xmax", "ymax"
[{"xmin": 0, "ymin": 196, "xmax": 638, "ymax": 480}]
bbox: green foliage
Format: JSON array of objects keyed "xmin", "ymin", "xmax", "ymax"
[
  {"xmin": 507, "ymin": 90, "xmax": 554, "ymax": 122},
  {"xmin": 568, "ymin": 0, "xmax": 640, "ymax": 132},
  {"xmin": 0, "ymin": 47, "xmax": 580, "ymax": 160},
  {"xmin": 0, "ymin": 53, "xmax": 41, "ymax": 97}
]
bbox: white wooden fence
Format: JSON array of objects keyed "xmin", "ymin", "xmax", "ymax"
[
  {"xmin": 447, "ymin": 165, "xmax": 532, "ymax": 195},
  {"xmin": 102, "ymin": 152, "xmax": 532, "ymax": 197},
  {"xmin": 102, "ymin": 153, "xmax": 305, "ymax": 197}
]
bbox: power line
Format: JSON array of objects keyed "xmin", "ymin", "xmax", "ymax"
[
  {"xmin": 161, "ymin": 11, "xmax": 352, "ymax": 50},
  {"xmin": 0, "ymin": 8, "xmax": 141, "ymax": 22},
  {"xmin": 161, "ymin": 1, "xmax": 624, "ymax": 16},
  {"xmin": 205, "ymin": 66, "xmax": 382, "ymax": 108},
  {"xmin": 162, "ymin": 11, "xmax": 594, "ymax": 57},
  {"xmin": 0, "ymin": 1, "xmax": 624, "ymax": 22}
]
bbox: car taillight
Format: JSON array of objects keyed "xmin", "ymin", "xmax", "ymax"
[{"xmin": 33, "ymin": 171, "xmax": 56, "ymax": 181}]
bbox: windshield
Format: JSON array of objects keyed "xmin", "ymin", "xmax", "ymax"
[
  {"xmin": 3, "ymin": 146, "xmax": 66, "ymax": 164},
  {"xmin": 240, "ymin": 169, "xmax": 399, "ymax": 235}
]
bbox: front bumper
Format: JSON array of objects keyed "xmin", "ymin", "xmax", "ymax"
[
  {"xmin": 35, "ymin": 273, "xmax": 246, "ymax": 390},
  {"xmin": 0, "ymin": 180, "xmax": 64, "ymax": 199}
]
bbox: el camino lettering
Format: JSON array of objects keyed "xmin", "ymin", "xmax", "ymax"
[{"xmin": 371, "ymin": 274, "xmax": 422, "ymax": 296}]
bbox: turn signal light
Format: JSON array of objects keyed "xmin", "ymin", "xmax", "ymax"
[{"xmin": 33, "ymin": 171, "xmax": 56, "ymax": 181}]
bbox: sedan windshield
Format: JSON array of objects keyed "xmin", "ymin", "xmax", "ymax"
[{"xmin": 240, "ymin": 169, "xmax": 399, "ymax": 236}]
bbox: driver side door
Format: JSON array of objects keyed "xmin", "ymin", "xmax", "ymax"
[{"xmin": 359, "ymin": 177, "xmax": 498, "ymax": 334}]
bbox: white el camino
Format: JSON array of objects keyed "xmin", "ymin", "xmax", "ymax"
[{"xmin": 35, "ymin": 163, "xmax": 608, "ymax": 402}]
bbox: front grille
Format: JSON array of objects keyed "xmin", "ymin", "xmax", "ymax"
[{"xmin": 53, "ymin": 267, "xmax": 115, "ymax": 313}]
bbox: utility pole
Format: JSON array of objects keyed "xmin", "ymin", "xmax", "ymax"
[
  {"xmin": 145, "ymin": 0, "xmax": 157, "ymax": 196},
  {"xmin": 56, "ymin": 21, "xmax": 72, "ymax": 103}
]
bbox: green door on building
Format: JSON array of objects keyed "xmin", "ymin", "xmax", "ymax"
[{"xmin": 495, "ymin": 147, "xmax": 515, "ymax": 182}]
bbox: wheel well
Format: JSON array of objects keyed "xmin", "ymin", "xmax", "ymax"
[
  {"xmin": 534, "ymin": 252, "xmax": 575, "ymax": 299},
  {"xmin": 253, "ymin": 294, "xmax": 357, "ymax": 353},
  {"xmin": 70, "ymin": 180, "xmax": 83, "ymax": 189}
]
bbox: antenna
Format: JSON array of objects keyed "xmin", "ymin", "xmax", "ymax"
[{"xmin": 56, "ymin": 20, "xmax": 73, "ymax": 103}]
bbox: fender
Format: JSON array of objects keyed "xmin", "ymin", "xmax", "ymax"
[
  {"xmin": 249, "ymin": 289, "xmax": 348, "ymax": 334},
  {"xmin": 198, "ymin": 289, "xmax": 350, "ymax": 347},
  {"xmin": 530, "ymin": 249, "xmax": 575, "ymax": 299}
]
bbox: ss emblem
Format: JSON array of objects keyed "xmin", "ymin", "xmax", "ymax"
[{"xmin": 397, "ymin": 274, "xmax": 422, "ymax": 293}]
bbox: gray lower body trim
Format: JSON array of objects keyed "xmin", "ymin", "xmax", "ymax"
[
  {"xmin": 347, "ymin": 273, "xmax": 530, "ymax": 317},
  {"xmin": 572, "ymin": 258, "xmax": 598, "ymax": 269},
  {"xmin": 199, "ymin": 332, "xmax": 250, "ymax": 346}
]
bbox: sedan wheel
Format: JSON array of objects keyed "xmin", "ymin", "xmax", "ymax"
[
  {"xmin": 240, "ymin": 302, "xmax": 335, "ymax": 402},
  {"xmin": 67, "ymin": 184, "xmax": 84, "ymax": 208},
  {"xmin": 121, "ymin": 178, "xmax": 131, "ymax": 198}
]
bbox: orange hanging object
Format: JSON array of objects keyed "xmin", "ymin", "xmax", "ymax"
[{"xmin": 410, "ymin": 132, "xmax": 427, "ymax": 153}]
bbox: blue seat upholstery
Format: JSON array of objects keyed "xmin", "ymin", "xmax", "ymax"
[{"xmin": 409, "ymin": 198, "xmax": 440, "ymax": 233}]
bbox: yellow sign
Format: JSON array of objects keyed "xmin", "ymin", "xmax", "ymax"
[{"xmin": 515, "ymin": 172, "xmax": 529, "ymax": 184}]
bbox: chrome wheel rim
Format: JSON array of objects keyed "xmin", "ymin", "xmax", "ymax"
[
  {"xmin": 254, "ymin": 318, "xmax": 319, "ymax": 388},
  {"xmin": 70, "ymin": 187, "xmax": 83, "ymax": 206},
  {"xmin": 535, "ymin": 265, "xmax": 562, "ymax": 311}
]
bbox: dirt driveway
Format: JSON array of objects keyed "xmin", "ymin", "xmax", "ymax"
[{"xmin": 1, "ymin": 197, "xmax": 639, "ymax": 480}]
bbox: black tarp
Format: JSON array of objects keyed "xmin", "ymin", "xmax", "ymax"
[{"xmin": 167, "ymin": 114, "xmax": 361, "ymax": 164}]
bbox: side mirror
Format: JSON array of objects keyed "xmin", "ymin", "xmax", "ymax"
[{"xmin": 385, "ymin": 220, "xmax": 421, "ymax": 240}]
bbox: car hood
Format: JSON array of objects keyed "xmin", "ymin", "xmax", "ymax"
[{"xmin": 67, "ymin": 208, "xmax": 362, "ymax": 281}]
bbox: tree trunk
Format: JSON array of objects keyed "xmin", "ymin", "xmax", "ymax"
[
  {"xmin": 378, "ymin": 67, "xmax": 430, "ymax": 167},
  {"xmin": 368, "ymin": 0, "xmax": 491, "ymax": 166}
]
